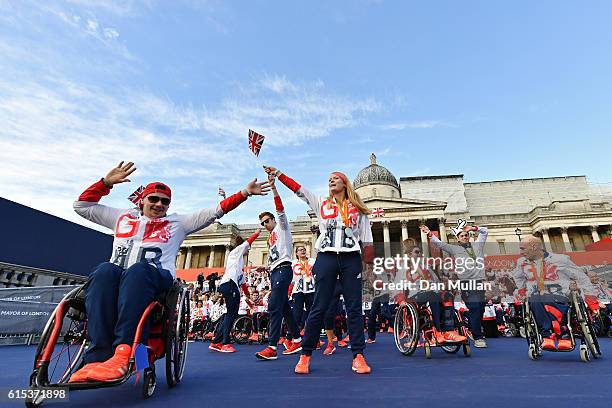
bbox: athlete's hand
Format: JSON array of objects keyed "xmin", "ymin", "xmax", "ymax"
[
  {"xmin": 268, "ymin": 173, "xmax": 277, "ymax": 189},
  {"xmin": 419, "ymin": 225, "xmax": 430, "ymax": 235},
  {"xmin": 245, "ymin": 178, "xmax": 270, "ymax": 196},
  {"xmin": 263, "ymin": 165, "xmax": 278, "ymax": 175},
  {"xmin": 104, "ymin": 161, "xmax": 136, "ymax": 186}
]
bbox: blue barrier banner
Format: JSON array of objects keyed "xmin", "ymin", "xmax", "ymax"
[{"xmin": 0, "ymin": 286, "xmax": 78, "ymax": 335}]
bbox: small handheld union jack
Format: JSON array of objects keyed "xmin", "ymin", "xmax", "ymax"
[
  {"xmin": 371, "ymin": 207, "xmax": 385, "ymax": 218},
  {"xmin": 128, "ymin": 185, "xmax": 145, "ymax": 205},
  {"xmin": 218, "ymin": 186, "xmax": 226, "ymax": 199},
  {"xmin": 248, "ymin": 129, "xmax": 265, "ymax": 157}
]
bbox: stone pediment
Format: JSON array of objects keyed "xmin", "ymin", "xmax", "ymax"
[{"xmin": 363, "ymin": 196, "xmax": 447, "ymax": 209}]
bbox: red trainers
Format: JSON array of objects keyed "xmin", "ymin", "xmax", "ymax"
[
  {"xmin": 87, "ymin": 344, "xmax": 131, "ymax": 382},
  {"xmin": 220, "ymin": 344, "xmax": 236, "ymax": 353},
  {"xmin": 387, "ymin": 327, "xmax": 394, "ymax": 334},
  {"xmin": 68, "ymin": 362, "xmax": 100, "ymax": 383},
  {"xmin": 323, "ymin": 344, "xmax": 336, "ymax": 355},
  {"xmin": 542, "ymin": 337, "xmax": 556, "ymax": 351},
  {"xmin": 283, "ymin": 341, "xmax": 302, "ymax": 355},
  {"xmin": 443, "ymin": 331, "xmax": 466, "ymax": 343},
  {"xmin": 208, "ymin": 342, "xmax": 223, "ymax": 352},
  {"xmin": 557, "ymin": 339, "xmax": 572, "ymax": 351},
  {"xmin": 248, "ymin": 333, "xmax": 259, "ymax": 342},
  {"xmin": 351, "ymin": 354, "xmax": 371, "ymax": 374},
  {"xmin": 282, "ymin": 339, "xmax": 292, "ymax": 350},
  {"xmin": 294, "ymin": 355, "xmax": 310, "ymax": 374},
  {"xmin": 256, "ymin": 346, "xmax": 278, "ymax": 360},
  {"xmin": 338, "ymin": 338, "xmax": 348, "ymax": 348},
  {"xmin": 434, "ymin": 330, "xmax": 446, "ymax": 345}
]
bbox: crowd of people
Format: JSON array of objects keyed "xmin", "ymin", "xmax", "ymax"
[{"xmin": 66, "ymin": 160, "xmax": 611, "ymax": 384}]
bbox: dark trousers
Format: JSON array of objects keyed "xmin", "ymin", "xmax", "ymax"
[
  {"xmin": 324, "ymin": 281, "xmax": 343, "ymax": 330},
  {"xmin": 268, "ymin": 264, "xmax": 300, "ymax": 346},
  {"xmin": 302, "ymin": 251, "xmax": 365, "ymax": 356},
  {"xmin": 83, "ymin": 261, "xmax": 173, "ymax": 364},
  {"xmin": 411, "ymin": 291, "xmax": 455, "ymax": 331},
  {"xmin": 462, "ymin": 289, "xmax": 486, "ymax": 340},
  {"xmin": 293, "ymin": 292, "xmax": 314, "ymax": 329},
  {"xmin": 367, "ymin": 295, "xmax": 389, "ymax": 340},
  {"xmin": 213, "ymin": 281, "xmax": 240, "ymax": 344},
  {"xmin": 253, "ymin": 312, "xmax": 268, "ymax": 333},
  {"xmin": 529, "ymin": 293, "xmax": 570, "ymax": 337}
]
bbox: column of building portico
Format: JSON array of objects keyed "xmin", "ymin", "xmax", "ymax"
[
  {"xmin": 208, "ymin": 246, "xmax": 216, "ymax": 267},
  {"xmin": 382, "ymin": 220, "xmax": 391, "ymax": 258},
  {"xmin": 400, "ymin": 220, "xmax": 409, "ymax": 242},
  {"xmin": 419, "ymin": 220, "xmax": 430, "ymax": 257},
  {"xmin": 560, "ymin": 227, "xmax": 572, "ymax": 252},
  {"xmin": 589, "ymin": 226, "xmax": 600, "ymax": 243},
  {"xmin": 184, "ymin": 247, "xmax": 193, "ymax": 269},
  {"xmin": 539, "ymin": 228, "xmax": 552, "ymax": 252},
  {"xmin": 438, "ymin": 218, "xmax": 448, "ymax": 243}
]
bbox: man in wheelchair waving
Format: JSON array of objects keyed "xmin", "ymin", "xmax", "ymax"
[
  {"xmin": 512, "ymin": 235, "xmax": 599, "ymax": 351},
  {"xmin": 70, "ymin": 161, "xmax": 268, "ymax": 382}
]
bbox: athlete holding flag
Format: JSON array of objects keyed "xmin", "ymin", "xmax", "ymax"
[{"xmin": 264, "ymin": 165, "xmax": 374, "ymax": 375}]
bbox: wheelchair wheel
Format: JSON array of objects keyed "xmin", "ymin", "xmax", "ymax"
[
  {"xmin": 393, "ymin": 303, "xmax": 419, "ymax": 356},
  {"xmin": 142, "ymin": 366, "xmax": 156, "ymax": 399},
  {"xmin": 30, "ymin": 287, "xmax": 88, "ymax": 388},
  {"xmin": 231, "ymin": 316, "xmax": 253, "ymax": 345},
  {"xmin": 443, "ymin": 309, "xmax": 467, "ymax": 354},
  {"xmin": 166, "ymin": 286, "xmax": 190, "ymax": 388},
  {"xmin": 523, "ymin": 302, "xmax": 542, "ymax": 360},
  {"xmin": 572, "ymin": 292, "xmax": 601, "ymax": 358},
  {"xmin": 579, "ymin": 344, "xmax": 591, "ymax": 362}
]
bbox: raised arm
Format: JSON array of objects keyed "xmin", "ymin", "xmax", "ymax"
[
  {"xmin": 268, "ymin": 174, "xmax": 289, "ymax": 230},
  {"xmin": 420, "ymin": 225, "xmax": 455, "ymax": 255},
  {"xmin": 73, "ymin": 161, "xmax": 136, "ymax": 229},
  {"xmin": 263, "ymin": 165, "xmax": 319, "ymax": 214},
  {"xmin": 179, "ymin": 179, "xmax": 270, "ymax": 235}
]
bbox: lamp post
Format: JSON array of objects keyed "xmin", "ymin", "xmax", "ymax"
[{"xmin": 515, "ymin": 228, "xmax": 522, "ymax": 241}]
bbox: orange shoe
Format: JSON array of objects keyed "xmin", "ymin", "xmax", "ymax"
[
  {"xmin": 68, "ymin": 362, "xmax": 100, "ymax": 383},
  {"xmin": 248, "ymin": 333, "xmax": 259, "ymax": 342},
  {"xmin": 323, "ymin": 344, "xmax": 336, "ymax": 355},
  {"xmin": 557, "ymin": 339, "xmax": 572, "ymax": 351},
  {"xmin": 443, "ymin": 331, "xmax": 467, "ymax": 343},
  {"xmin": 338, "ymin": 338, "xmax": 348, "ymax": 348},
  {"xmin": 542, "ymin": 337, "xmax": 556, "ymax": 351},
  {"xmin": 387, "ymin": 327, "xmax": 394, "ymax": 334},
  {"xmin": 294, "ymin": 355, "xmax": 310, "ymax": 374},
  {"xmin": 366, "ymin": 338, "xmax": 376, "ymax": 344},
  {"xmin": 256, "ymin": 346, "xmax": 278, "ymax": 360},
  {"xmin": 283, "ymin": 341, "xmax": 302, "ymax": 355},
  {"xmin": 351, "ymin": 354, "xmax": 371, "ymax": 374},
  {"xmin": 208, "ymin": 342, "xmax": 223, "ymax": 352},
  {"xmin": 282, "ymin": 339, "xmax": 292, "ymax": 350},
  {"xmin": 220, "ymin": 344, "xmax": 236, "ymax": 353},
  {"xmin": 87, "ymin": 344, "xmax": 131, "ymax": 382},
  {"xmin": 434, "ymin": 330, "xmax": 446, "ymax": 345},
  {"xmin": 204, "ymin": 332, "xmax": 213, "ymax": 340}
]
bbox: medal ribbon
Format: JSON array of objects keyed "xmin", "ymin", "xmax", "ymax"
[{"xmin": 335, "ymin": 198, "xmax": 350, "ymax": 228}]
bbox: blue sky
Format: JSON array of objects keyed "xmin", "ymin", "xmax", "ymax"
[{"xmin": 1, "ymin": 1, "xmax": 611, "ymax": 231}]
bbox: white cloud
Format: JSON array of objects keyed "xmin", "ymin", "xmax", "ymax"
[{"xmin": 381, "ymin": 120, "xmax": 455, "ymax": 130}]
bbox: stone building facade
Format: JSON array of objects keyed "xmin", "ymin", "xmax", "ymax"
[{"xmin": 176, "ymin": 154, "xmax": 612, "ymax": 269}]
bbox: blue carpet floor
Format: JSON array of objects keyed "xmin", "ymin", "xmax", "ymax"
[{"xmin": 2, "ymin": 335, "xmax": 611, "ymax": 408}]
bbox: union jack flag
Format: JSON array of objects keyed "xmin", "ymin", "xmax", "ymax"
[
  {"xmin": 218, "ymin": 186, "xmax": 226, "ymax": 199},
  {"xmin": 371, "ymin": 207, "xmax": 385, "ymax": 218},
  {"xmin": 128, "ymin": 185, "xmax": 145, "ymax": 205},
  {"xmin": 248, "ymin": 129, "xmax": 265, "ymax": 157}
]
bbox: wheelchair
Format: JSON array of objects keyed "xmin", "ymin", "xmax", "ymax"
[
  {"xmin": 393, "ymin": 299, "xmax": 471, "ymax": 359},
  {"xmin": 25, "ymin": 281, "xmax": 191, "ymax": 407},
  {"xmin": 523, "ymin": 291, "xmax": 602, "ymax": 362}
]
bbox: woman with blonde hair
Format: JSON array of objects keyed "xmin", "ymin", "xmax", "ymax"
[{"xmin": 264, "ymin": 166, "xmax": 374, "ymax": 375}]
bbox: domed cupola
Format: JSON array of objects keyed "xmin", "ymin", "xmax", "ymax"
[{"xmin": 354, "ymin": 153, "xmax": 401, "ymax": 199}]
